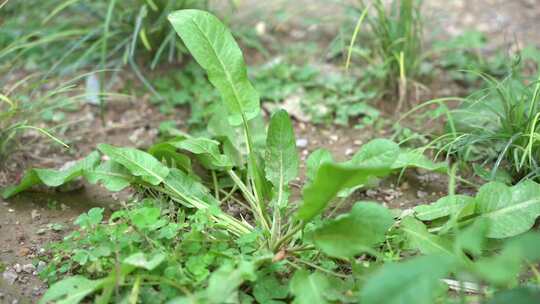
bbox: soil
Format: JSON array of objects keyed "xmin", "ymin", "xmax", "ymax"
[{"xmin": 2, "ymin": 0, "xmax": 540, "ymax": 302}]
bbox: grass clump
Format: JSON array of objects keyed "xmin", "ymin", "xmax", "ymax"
[
  {"xmin": 440, "ymin": 71, "xmax": 540, "ymax": 182},
  {"xmin": 348, "ymin": 0, "xmax": 424, "ymax": 111}
]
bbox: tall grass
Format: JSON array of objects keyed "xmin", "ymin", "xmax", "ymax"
[
  {"xmin": 350, "ymin": 0, "xmax": 424, "ymax": 111},
  {"xmin": 1, "ymin": 0, "xmax": 210, "ymax": 73},
  {"xmin": 441, "ymin": 70, "xmax": 540, "ymax": 182}
]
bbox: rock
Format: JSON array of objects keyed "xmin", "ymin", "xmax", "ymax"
[
  {"xmin": 22, "ymin": 264, "xmax": 36, "ymax": 274},
  {"xmin": 59, "ymin": 160, "xmax": 78, "ymax": 171},
  {"xmin": 281, "ymin": 93, "xmax": 311, "ymax": 122},
  {"xmin": 296, "ymin": 138, "xmax": 308, "ymax": 148},
  {"xmin": 2, "ymin": 269, "xmax": 18, "ymax": 284},
  {"xmin": 345, "ymin": 148, "xmax": 354, "ymax": 156},
  {"xmin": 13, "ymin": 264, "xmax": 22, "ymax": 273},
  {"xmin": 85, "ymin": 73, "xmax": 101, "ymax": 106},
  {"xmin": 417, "ymin": 190, "xmax": 428, "ymax": 198},
  {"xmin": 31, "ymin": 209, "xmax": 40, "ymax": 221},
  {"xmin": 37, "ymin": 261, "xmax": 46, "ymax": 273},
  {"xmin": 255, "ymin": 21, "xmax": 266, "ymax": 36},
  {"xmin": 18, "ymin": 247, "xmax": 31, "ymax": 257},
  {"xmin": 366, "ymin": 189, "xmax": 378, "ymax": 198},
  {"xmin": 36, "ymin": 228, "xmax": 46, "ymax": 235},
  {"xmin": 329, "ymin": 135, "xmax": 338, "ymax": 142}
]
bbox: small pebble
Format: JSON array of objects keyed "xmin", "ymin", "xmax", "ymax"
[
  {"xmin": 345, "ymin": 148, "xmax": 354, "ymax": 156},
  {"xmin": 13, "ymin": 264, "xmax": 22, "ymax": 273},
  {"xmin": 22, "ymin": 264, "xmax": 36, "ymax": 274},
  {"xmin": 417, "ymin": 190, "xmax": 428, "ymax": 198},
  {"xmin": 31, "ymin": 209, "xmax": 41, "ymax": 221},
  {"xmin": 296, "ymin": 138, "xmax": 308, "ymax": 148},
  {"xmin": 2, "ymin": 270, "xmax": 18, "ymax": 285},
  {"xmin": 37, "ymin": 261, "xmax": 47, "ymax": 273}
]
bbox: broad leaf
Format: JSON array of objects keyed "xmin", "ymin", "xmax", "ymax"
[
  {"xmin": 98, "ymin": 144, "xmax": 169, "ymax": 185},
  {"xmin": 123, "ymin": 252, "xmax": 166, "ymax": 271},
  {"xmin": 297, "ymin": 162, "xmax": 392, "ymax": 222},
  {"xmin": 148, "ymin": 142, "xmax": 192, "ymax": 172},
  {"xmin": 487, "ymin": 287, "xmax": 540, "ymax": 304},
  {"xmin": 265, "ymin": 110, "xmax": 299, "ymax": 189},
  {"xmin": 473, "ymin": 232, "xmax": 540, "ymax": 285},
  {"xmin": 359, "ymin": 255, "xmax": 454, "ymax": 304},
  {"xmin": 2, "ymin": 151, "xmax": 100, "ymax": 198},
  {"xmin": 475, "ymin": 180, "xmax": 540, "ymax": 238},
  {"xmin": 310, "ymin": 202, "xmax": 394, "ymax": 258},
  {"xmin": 391, "ymin": 150, "xmax": 447, "ymax": 172},
  {"xmin": 253, "ymin": 274, "xmax": 289, "ymax": 303},
  {"xmin": 85, "ymin": 160, "xmax": 132, "ymax": 192},
  {"xmin": 206, "ymin": 261, "xmax": 256, "ymax": 303},
  {"xmin": 347, "ymin": 139, "xmax": 400, "ymax": 168},
  {"xmin": 168, "ymin": 9, "xmax": 260, "ymax": 126},
  {"xmin": 414, "ymin": 195, "xmax": 475, "ymax": 221},
  {"xmin": 163, "ymin": 168, "xmax": 219, "ymax": 208},
  {"xmin": 39, "ymin": 276, "xmax": 105, "ymax": 304},
  {"xmin": 400, "ymin": 217, "xmax": 454, "ymax": 256},
  {"xmin": 290, "ymin": 270, "xmax": 332, "ymax": 304},
  {"xmin": 171, "ymin": 137, "xmax": 233, "ymax": 170},
  {"xmin": 305, "ymin": 149, "xmax": 333, "ymax": 182}
]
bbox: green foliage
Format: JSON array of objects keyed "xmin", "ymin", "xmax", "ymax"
[
  {"xmin": 309, "ymin": 202, "xmax": 394, "ymax": 259},
  {"xmin": 433, "ymin": 31, "xmax": 509, "ymax": 85},
  {"xmin": 253, "ymin": 60, "xmax": 380, "ymax": 126},
  {"xmin": 264, "ymin": 110, "xmax": 299, "ymax": 192},
  {"xmin": 350, "ymin": 0, "xmax": 424, "ymax": 105},
  {"xmin": 168, "ymin": 9, "xmax": 260, "ymax": 126},
  {"xmin": 2, "ymin": 152, "xmax": 100, "ymax": 198},
  {"xmin": 1, "ymin": 0, "xmax": 210, "ymax": 72},
  {"xmin": 5, "ymin": 9, "xmax": 540, "ymax": 304},
  {"xmin": 359, "ymin": 254, "xmax": 453, "ymax": 304},
  {"xmin": 442, "ymin": 71, "xmax": 540, "ymax": 182}
]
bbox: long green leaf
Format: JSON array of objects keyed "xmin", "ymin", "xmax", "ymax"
[
  {"xmin": 265, "ymin": 109, "xmax": 299, "ymax": 189},
  {"xmin": 39, "ymin": 276, "xmax": 105, "ymax": 304},
  {"xmin": 168, "ymin": 9, "xmax": 259, "ymax": 126},
  {"xmin": 84, "ymin": 160, "xmax": 132, "ymax": 192},
  {"xmin": 2, "ymin": 152, "xmax": 100, "ymax": 198},
  {"xmin": 98, "ymin": 144, "xmax": 169, "ymax": 185},
  {"xmin": 475, "ymin": 180, "xmax": 540, "ymax": 238},
  {"xmin": 290, "ymin": 270, "xmax": 332, "ymax": 304},
  {"xmin": 413, "ymin": 195, "xmax": 475, "ymax": 221},
  {"xmin": 309, "ymin": 202, "xmax": 394, "ymax": 259},
  {"xmin": 170, "ymin": 137, "xmax": 233, "ymax": 170},
  {"xmin": 359, "ymin": 255, "xmax": 454, "ymax": 304},
  {"xmin": 297, "ymin": 162, "xmax": 392, "ymax": 222}
]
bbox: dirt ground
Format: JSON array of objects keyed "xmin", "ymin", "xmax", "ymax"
[{"xmin": 2, "ymin": 0, "xmax": 540, "ymax": 302}]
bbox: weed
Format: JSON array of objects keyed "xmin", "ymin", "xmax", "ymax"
[
  {"xmin": 349, "ymin": 0, "xmax": 424, "ymax": 112},
  {"xmin": 433, "ymin": 31, "xmax": 512, "ymax": 86},
  {"xmin": 439, "ymin": 71, "xmax": 540, "ymax": 182},
  {"xmin": 4, "ymin": 9, "xmax": 540, "ymax": 304}
]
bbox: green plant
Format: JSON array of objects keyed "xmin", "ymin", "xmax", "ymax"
[
  {"xmin": 350, "ymin": 0, "xmax": 424, "ymax": 112},
  {"xmin": 5, "ymin": 10, "xmax": 540, "ymax": 303},
  {"xmin": 0, "ymin": 73, "xmax": 75, "ymax": 163},
  {"xmin": 438, "ymin": 71, "xmax": 540, "ymax": 182},
  {"xmin": 433, "ymin": 31, "xmax": 511, "ymax": 86}
]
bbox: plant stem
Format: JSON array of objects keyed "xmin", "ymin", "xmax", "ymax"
[
  {"xmin": 228, "ymin": 169, "xmax": 271, "ymax": 233},
  {"xmin": 211, "ymin": 170, "xmax": 219, "ymax": 201},
  {"xmin": 272, "ymin": 222, "xmax": 303, "ymax": 252}
]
